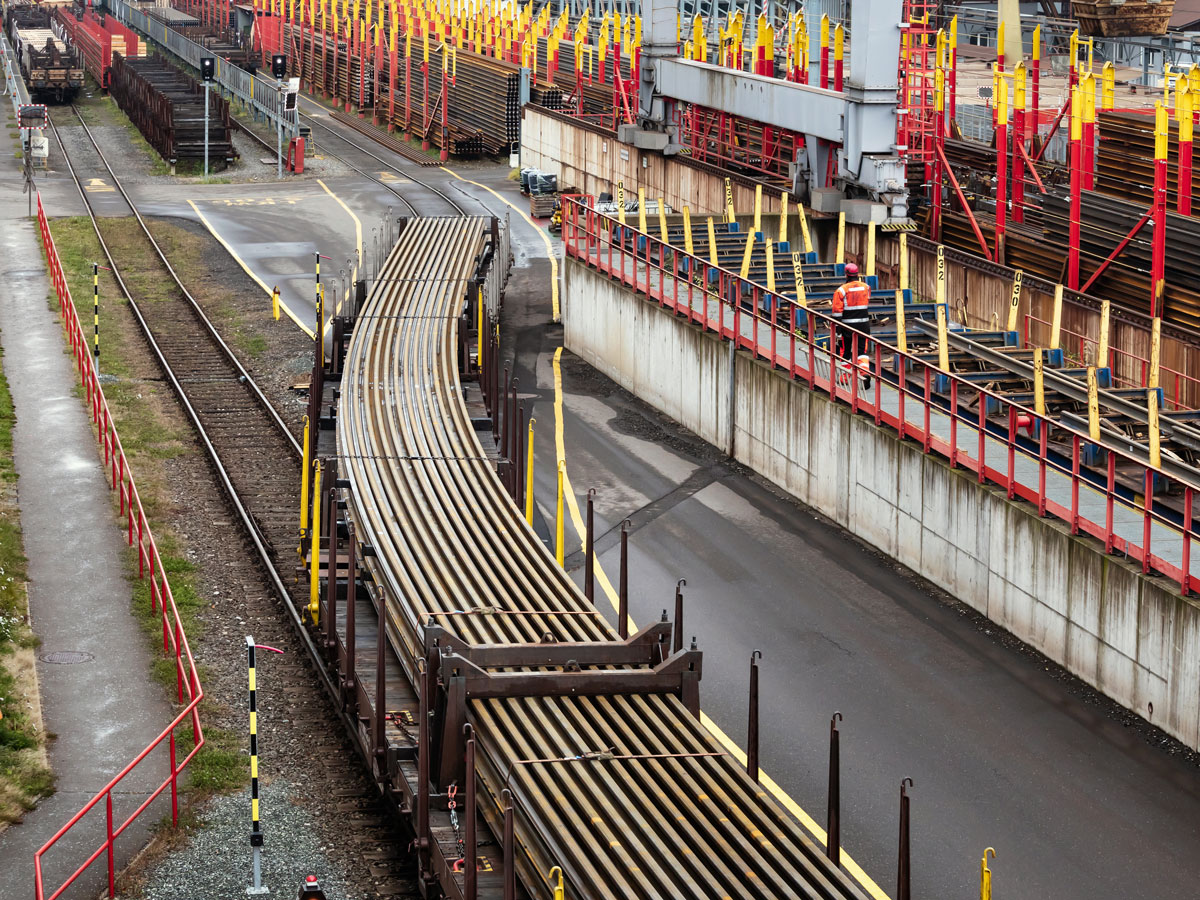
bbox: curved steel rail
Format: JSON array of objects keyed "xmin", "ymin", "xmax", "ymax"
[{"xmin": 338, "ymin": 217, "xmax": 869, "ymax": 900}]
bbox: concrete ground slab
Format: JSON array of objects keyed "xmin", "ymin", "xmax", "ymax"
[{"xmin": 0, "ymin": 157, "xmax": 173, "ymax": 896}]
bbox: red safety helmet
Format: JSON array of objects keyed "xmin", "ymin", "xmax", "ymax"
[{"xmin": 845, "ymin": 263, "xmax": 860, "ymax": 276}]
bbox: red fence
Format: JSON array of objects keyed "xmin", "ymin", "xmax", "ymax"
[
  {"xmin": 34, "ymin": 193, "xmax": 204, "ymax": 900},
  {"xmin": 561, "ymin": 195, "xmax": 1200, "ymax": 596}
]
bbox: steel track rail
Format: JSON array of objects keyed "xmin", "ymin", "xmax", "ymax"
[
  {"xmin": 46, "ymin": 107, "xmax": 338, "ymax": 702},
  {"xmin": 337, "ymin": 218, "xmax": 870, "ymax": 900},
  {"xmin": 297, "ymin": 96, "xmax": 468, "ymax": 217}
]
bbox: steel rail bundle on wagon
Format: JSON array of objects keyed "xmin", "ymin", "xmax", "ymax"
[{"xmin": 335, "ymin": 216, "xmax": 870, "ymax": 900}]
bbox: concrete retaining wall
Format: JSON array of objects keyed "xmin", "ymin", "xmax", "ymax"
[{"xmin": 565, "ymin": 258, "xmax": 1200, "ymax": 750}]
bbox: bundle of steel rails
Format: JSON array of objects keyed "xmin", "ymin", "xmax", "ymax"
[
  {"xmin": 336, "ymin": 216, "xmax": 872, "ymax": 900},
  {"xmin": 1096, "ymin": 110, "xmax": 1200, "ymax": 210},
  {"xmin": 108, "ymin": 53, "xmax": 238, "ymax": 164}
]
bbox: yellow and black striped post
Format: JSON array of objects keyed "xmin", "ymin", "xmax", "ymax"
[
  {"xmin": 315, "ymin": 252, "xmax": 324, "ymax": 371},
  {"xmin": 92, "ymin": 263, "xmax": 100, "ymax": 361},
  {"xmin": 246, "ymin": 635, "xmax": 268, "ymax": 895}
]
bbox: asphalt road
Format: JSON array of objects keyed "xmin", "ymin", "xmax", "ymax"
[
  {"xmin": 503, "ymin": 255, "xmax": 1200, "ymax": 899},
  {"xmin": 44, "ymin": 94, "xmax": 1200, "ymax": 898}
]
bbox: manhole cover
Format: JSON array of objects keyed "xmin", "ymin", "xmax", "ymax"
[{"xmin": 40, "ymin": 650, "xmax": 94, "ymax": 665}]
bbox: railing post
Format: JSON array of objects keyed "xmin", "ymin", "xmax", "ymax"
[
  {"xmin": 584, "ymin": 489, "xmax": 595, "ymax": 602},
  {"xmin": 1143, "ymin": 468, "xmax": 1154, "ymax": 574},
  {"xmin": 106, "ymin": 791, "xmax": 115, "ymax": 898},
  {"xmin": 1184, "ymin": 487, "xmax": 1194, "ymax": 596},
  {"xmin": 170, "ymin": 729, "xmax": 178, "ymax": 826},
  {"xmin": 618, "ymin": 519, "xmax": 630, "ymax": 639}
]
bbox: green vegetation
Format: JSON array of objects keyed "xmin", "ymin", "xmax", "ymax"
[
  {"xmin": 46, "ymin": 218, "xmax": 249, "ymax": 800},
  {"xmin": 0, "ymin": 341, "xmax": 54, "ymax": 826}
]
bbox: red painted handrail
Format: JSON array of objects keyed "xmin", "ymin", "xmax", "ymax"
[
  {"xmin": 561, "ymin": 194, "xmax": 1200, "ymax": 597},
  {"xmin": 33, "ymin": 193, "xmax": 205, "ymax": 900}
]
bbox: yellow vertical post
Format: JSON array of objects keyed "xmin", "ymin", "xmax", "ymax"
[
  {"xmin": 936, "ymin": 245, "xmax": 949, "ymax": 371},
  {"xmin": 1102, "ymin": 61, "xmax": 1115, "ymax": 109},
  {"xmin": 657, "ymin": 199, "xmax": 669, "ymax": 247},
  {"xmin": 637, "ymin": 187, "xmax": 647, "ymax": 233},
  {"xmin": 1087, "ymin": 367, "xmax": 1101, "ymax": 441},
  {"xmin": 724, "ymin": 177, "xmax": 735, "ymax": 223},
  {"xmin": 980, "ymin": 848, "xmax": 996, "ymax": 900},
  {"xmin": 753, "ymin": 183, "xmax": 762, "ymax": 233},
  {"xmin": 1006, "ymin": 270, "xmax": 1023, "ymax": 333},
  {"xmin": 299, "ymin": 415, "xmax": 311, "ymax": 541},
  {"xmin": 1050, "ymin": 284, "xmax": 1063, "ymax": 350},
  {"xmin": 778, "ymin": 191, "xmax": 789, "ymax": 244},
  {"xmin": 555, "ymin": 460, "xmax": 565, "ymax": 566},
  {"xmin": 791, "ymin": 251, "xmax": 807, "ymax": 308},
  {"xmin": 899, "ymin": 232, "xmax": 909, "ymax": 290},
  {"xmin": 797, "ymin": 202, "xmax": 814, "ymax": 256},
  {"xmin": 894, "ymin": 289, "xmax": 907, "ymax": 353},
  {"xmin": 616, "ymin": 180, "xmax": 626, "ymax": 226},
  {"xmin": 272, "ymin": 285, "xmax": 280, "ymax": 321},
  {"xmin": 308, "ymin": 460, "xmax": 322, "ymax": 623},
  {"xmin": 477, "ymin": 287, "xmax": 484, "ymax": 368},
  {"xmin": 707, "ymin": 217, "xmax": 719, "ymax": 266},
  {"xmin": 1034, "ymin": 353, "xmax": 1046, "ymax": 416},
  {"xmin": 525, "ymin": 417, "xmax": 536, "ymax": 524},
  {"xmin": 1149, "ymin": 317, "xmax": 1161, "ymax": 390},
  {"xmin": 765, "ymin": 242, "xmax": 776, "ymax": 292},
  {"xmin": 683, "ymin": 206, "xmax": 694, "ymax": 255},
  {"xmin": 1148, "ymin": 390, "xmax": 1162, "ymax": 469},
  {"xmin": 835, "ymin": 211, "xmax": 846, "ymax": 263},
  {"xmin": 866, "ymin": 221, "xmax": 876, "ymax": 277},
  {"xmin": 739, "ymin": 228, "xmax": 754, "ymax": 279},
  {"xmin": 1097, "ymin": 299, "xmax": 1111, "ymax": 369}
]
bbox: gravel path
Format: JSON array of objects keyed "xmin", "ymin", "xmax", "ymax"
[{"xmin": 127, "ymin": 781, "xmax": 362, "ymax": 900}]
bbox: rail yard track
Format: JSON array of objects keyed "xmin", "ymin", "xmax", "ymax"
[
  {"xmin": 336, "ymin": 215, "xmax": 871, "ymax": 900},
  {"xmin": 45, "ymin": 106, "xmax": 420, "ymax": 896}
]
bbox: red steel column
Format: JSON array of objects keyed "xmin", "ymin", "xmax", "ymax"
[
  {"xmin": 1013, "ymin": 61, "xmax": 1026, "ymax": 224},
  {"xmin": 1068, "ymin": 86, "xmax": 1082, "ymax": 291},
  {"xmin": 833, "ymin": 23, "xmax": 843, "ymax": 92},
  {"xmin": 995, "ymin": 73, "xmax": 1008, "ymax": 264},
  {"xmin": 1152, "ymin": 102, "xmax": 1168, "ymax": 318},
  {"xmin": 1179, "ymin": 87, "xmax": 1193, "ymax": 215},
  {"xmin": 1082, "ymin": 72, "xmax": 1096, "ymax": 191},
  {"xmin": 931, "ymin": 65, "xmax": 945, "ymax": 241},
  {"xmin": 819, "ymin": 15, "xmax": 829, "ymax": 89}
]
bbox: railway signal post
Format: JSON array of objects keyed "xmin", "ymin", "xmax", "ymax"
[
  {"xmin": 272, "ymin": 55, "xmax": 287, "ymax": 179},
  {"xmin": 200, "ymin": 57, "xmax": 216, "ymax": 177}
]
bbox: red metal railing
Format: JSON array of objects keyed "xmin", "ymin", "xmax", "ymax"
[
  {"xmin": 561, "ymin": 194, "xmax": 1200, "ymax": 595},
  {"xmin": 1024, "ymin": 313, "xmax": 1200, "ymax": 411},
  {"xmin": 33, "ymin": 193, "xmax": 204, "ymax": 900}
]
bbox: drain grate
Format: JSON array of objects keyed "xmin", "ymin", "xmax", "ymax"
[{"xmin": 40, "ymin": 650, "xmax": 95, "ymax": 665}]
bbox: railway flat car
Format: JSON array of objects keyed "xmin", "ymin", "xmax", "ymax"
[{"xmin": 6, "ymin": 2, "xmax": 82, "ymax": 102}]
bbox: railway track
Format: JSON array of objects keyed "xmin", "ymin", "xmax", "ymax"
[
  {"xmin": 336, "ymin": 217, "xmax": 871, "ymax": 900},
  {"xmin": 46, "ymin": 106, "xmax": 418, "ymax": 896}
]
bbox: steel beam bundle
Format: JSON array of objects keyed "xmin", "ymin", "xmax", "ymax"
[
  {"xmin": 54, "ymin": 9, "xmax": 142, "ymax": 89},
  {"xmin": 336, "ymin": 217, "xmax": 872, "ymax": 900},
  {"xmin": 108, "ymin": 53, "xmax": 237, "ymax": 164}
]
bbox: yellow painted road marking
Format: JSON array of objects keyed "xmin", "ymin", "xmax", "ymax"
[
  {"xmin": 85, "ymin": 178, "xmax": 114, "ymax": 192},
  {"xmin": 550, "ymin": 348, "xmax": 890, "ymax": 900},
  {"xmin": 317, "ymin": 178, "xmax": 364, "ymax": 314},
  {"xmin": 185, "ymin": 199, "xmax": 315, "ymax": 338},
  {"xmin": 379, "ymin": 171, "xmax": 410, "ymax": 183},
  {"xmin": 440, "ymin": 167, "xmax": 560, "ymax": 322}
]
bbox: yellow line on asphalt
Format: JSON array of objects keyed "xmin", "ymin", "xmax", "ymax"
[
  {"xmin": 317, "ymin": 178, "xmax": 363, "ymax": 314},
  {"xmin": 440, "ymin": 167, "xmax": 560, "ymax": 322},
  {"xmin": 185, "ymin": 200, "xmax": 315, "ymax": 338},
  {"xmin": 549, "ymin": 346, "xmax": 890, "ymax": 900}
]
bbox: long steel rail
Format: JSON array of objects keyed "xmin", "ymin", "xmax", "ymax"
[{"xmin": 337, "ymin": 216, "xmax": 869, "ymax": 900}]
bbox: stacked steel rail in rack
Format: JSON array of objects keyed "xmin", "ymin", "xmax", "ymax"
[
  {"xmin": 336, "ymin": 216, "xmax": 871, "ymax": 900},
  {"xmin": 108, "ymin": 53, "xmax": 237, "ymax": 165}
]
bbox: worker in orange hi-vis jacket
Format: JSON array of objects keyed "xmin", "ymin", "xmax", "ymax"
[{"xmin": 830, "ymin": 262, "xmax": 872, "ymax": 360}]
